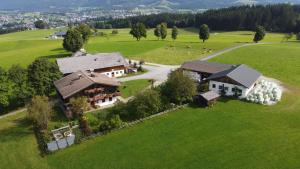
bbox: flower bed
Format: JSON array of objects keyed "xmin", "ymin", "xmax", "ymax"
[{"xmin": 246, "ymin": 80, "xmax": 282, "ymax": 105}]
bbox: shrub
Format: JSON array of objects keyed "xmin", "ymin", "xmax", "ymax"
[
  {"xmin": 78, "ymin": 115, "xmax": 92, "ymax": 136},
  {"xmin": 109, "ymin": 115, "xmax": 122, "ymax": 129},
  {"xmin": 112, "ymin": 29, "xmax": 118, "ymax": 34},
  {"xmin": 86, "ymin": 114, "xmax": 100, "ymax": 133},
  {"xmin": 27, "ymin": 96, "xmax": 52, "ymax": 130},
  {"xmin": 99, "ymin": 115, "xmax": 123, "ymax": 132},
  {"xmin": 126, "ymin": 89, "xmax": 162, "ymax": 120},
  {"xmin": 73, "ymin": 128, "xmax": 83, "ymax": 144},
  {"xmin": 99, "ymin": 121, "xmax": 111, "ymax": 132},
  {"xmin": 33, "ymin": 125, "xmax": 49, "ymax": 156},
  {"xmin": 69, "ymin": 96, "xmax": 90, "ymax": 118}
]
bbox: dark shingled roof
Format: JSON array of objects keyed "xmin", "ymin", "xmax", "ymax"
[
  {"xmin": 56, "ymin": 52, "xmax": 128, "ymax": 74},
  {"xmin": 54, "ymin": 71, "xmax": 120, "ymax": 99},
  {"xmin": 199, "ymin": 91, "xmax": 220, "ymax": 101},
  {"xmin": 181, "ymin": 60, "xmax": 234, "ymax": 74},
  {"xmin": 207, "ymin": 64, "xmax": 261, "ymax": 88}
]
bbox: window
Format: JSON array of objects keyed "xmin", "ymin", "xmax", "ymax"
[
  {"xmin": 116, "ymin": 71, "xmax": 119, "ymax": 74},
  {"xmin": 102, "ymin": 99, "xmax": 105, "ymax": 103},
  {"xmin": 219, "ymin": 85, "xmax": 223, "ymax": 90},
  {"xmin": 232, "ymin": 88, "xmax": 236, "ymax": 92},
  {"xmin": 109, "ymin": 97, "xmax": 113, "ymax": 101},
  {"xmin": 106, "ymin": 73, "xmax": 110, "ymax": 76},
  {"xmin": 224, "ymin": 87, "xmax": 229, "ymax": 91},
  {"xmin": 212, "ymin": 84, "xmax": 216, "ymax": 88}
]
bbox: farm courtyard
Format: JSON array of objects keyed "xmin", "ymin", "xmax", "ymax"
[{"xmin": 0, "ymin": 29, "xmax": 300, "ymax": 169}]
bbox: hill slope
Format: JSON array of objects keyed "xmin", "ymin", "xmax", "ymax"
[{"xmin": 1, "ymin": 0, "xmax": 300, "ymax": 11}]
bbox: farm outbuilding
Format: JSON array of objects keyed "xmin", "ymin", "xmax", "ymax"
[{"xmin": 195, "ymin": 91, "xmax": 220, "ymax": 107}]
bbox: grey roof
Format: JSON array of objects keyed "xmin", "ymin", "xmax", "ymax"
[
  {"xmin": 207, "ymin": 64, "xmax": 261, "ymax": 88},
  {"xmin": 54, "ymin": 70, "xmax": 120, "ymax": 99},
  {"xmin": 199, "ymin": 91, "xmax": 220, "ymax": 101},
  {"xmin": 181, "ymin": 60, "xmax": 234, "ymax": 74},
  {"xmin": 56, "ymin": 52, "xmax": 128, "ymax": 74}
]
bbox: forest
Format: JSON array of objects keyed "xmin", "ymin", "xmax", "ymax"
[{"xmin": 92, "ymin": 4, "xmax": 300, "ymax": 32}]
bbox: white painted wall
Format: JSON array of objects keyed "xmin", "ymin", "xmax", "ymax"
[
  {"xmin": 95, "ymin": 97, "xmax": 117, "ymax": 107},
  {"xmin": 101, "ymin": 69, "xmax": 125, "ymax": 78},
  {"xmin": 209, "ymin": 80, "xmax": 255, "ymax": 98}
]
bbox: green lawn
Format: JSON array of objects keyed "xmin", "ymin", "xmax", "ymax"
[
  {"xmin": 0, "ymin": 28, "xmax": 286, "ymax": 69},
  {"xmin": 119, "ymin": 79, "xmax": 151, "ymax": 98},
  {"xmin": 1, "ymin": 33, "xmax": 300, "ymax": 169}
]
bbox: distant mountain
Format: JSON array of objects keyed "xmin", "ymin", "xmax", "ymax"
[{"xmin": 1, "ymin": 0, "xmax": 300, "ymax": 11}]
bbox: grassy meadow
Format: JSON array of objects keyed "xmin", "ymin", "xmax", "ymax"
[
  {"xmin": 0, "ymin": 28, "xmax": 300, "ymax": 169},
  {"xmin": 119, "ymin": 79, "xmax": 152, "ymax": 98},
  {"xmin": 0, "ymin": 28, "xmax": 286, "ymax": 69}
]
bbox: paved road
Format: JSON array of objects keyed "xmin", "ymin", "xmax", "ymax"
[{"xmin": 119, "ymin": 62, "xmax": 179, "ymax": 83}]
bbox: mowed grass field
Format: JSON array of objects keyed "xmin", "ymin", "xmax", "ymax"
[
  {"xmin": 0, "ymin": 28, "xmax": 286, "ymax": 69},
  {"xmin": 1, "ymin": 40, "xmax": 300, "ymax": 168},
  {"xmin": 119, "ymin": 79, "xmax": 152, "ymax": 98}
]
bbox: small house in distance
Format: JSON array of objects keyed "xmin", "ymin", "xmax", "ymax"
[
  {"xmin": 49, "ymin": 32, "xmax": 66, "ymax": 39},
  {"xmin": 54, "ymin": 70, "xmax": 121, "ymax": 113},
  {"xmin": 56, "ymin": 52, "xmax": 129, "ymax": 78}
]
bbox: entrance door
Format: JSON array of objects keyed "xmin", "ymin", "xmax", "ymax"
[{"xmin": 111, "ymin": 72, "xmax": 115, "ymax": 77}]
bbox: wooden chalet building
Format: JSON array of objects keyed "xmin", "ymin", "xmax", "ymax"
[
  {"xmin": 56, "ymin": 52, "xmax": 129, "ymax": 78},
  {"xmin": 54, "ymin": 70, "xmax": 121, "ymax": 113}
]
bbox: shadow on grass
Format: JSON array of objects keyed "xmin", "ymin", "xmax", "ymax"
[
  {"xmin": 50, "ymin": 48, "xmax": 66, "ymax": 52},
  {"xmin": 0, "ymin": 118, "xmax": 32, "ymax": 142},
  {"xmin": 40, "ymin": 53, "xmax": 70, "ymax": 59}
]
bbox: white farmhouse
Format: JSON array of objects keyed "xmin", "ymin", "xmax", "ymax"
[
  {"xmin": 181, "ymin": 60, "xmax": 261, "ymax": 99},
  {"xmin": 207, "ymin": 64, "xmax": 261, "ymax": 98}
]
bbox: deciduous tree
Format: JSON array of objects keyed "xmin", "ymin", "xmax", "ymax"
[
  {"xmin": 161, "ymin": 69, "xmax": 197, "ymax": 105},
  {"xmin": 0, "ymin": 67, "xmax": 11, "ymax": 111},
  {"xmin": 28, "ymin": 59, "xmax": 62, "ymax": 96},
  {"xmin": 129, "ymin": 23, "xmax": 147, "ymax": 41},
  {"xmin": 75, "ymin": 24, "xmax": 92, "ymax": 43},
  {"xmin": 172, "ymin": 26, "xmax": 178, "ymax": 41},
  {"xmin": 253, "ymin": 25, "xmax": 266, "ymax": 43},
  {"xmin": 296, "ymin": 32, "xmax": 300, "ymax": 40},
  {"xmin": 8, "ymin": 64, "xmax": 32, "ymax": 106},
  {"xmin": 199, "ymin": 24, "xmax": 210, "ymax": 43},
  {"xmin": 154, "ymin": 25, "xmax": 161, "ymax": 40},
  {"xmin": 34, "ymin": 20, "xmax": 48, "ymax": 29},
  {"xmin": 160, "ymin": 23, "xmax": 168, "ymax": 40},
  {"xmin": 63, "ymin": 28, "xmax": 84, "ymax": 52}
]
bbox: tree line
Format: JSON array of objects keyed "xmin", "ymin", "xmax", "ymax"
[
  {"xmin": 91, "ymin": 4, "xmax": 300, "ymax": 33},
  {"xmin": 0, "ymin": 59, "xmax": 62, "ymax": 114}
]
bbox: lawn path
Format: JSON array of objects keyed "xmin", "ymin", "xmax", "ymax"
[
  {"xmin": 200, "ymin": 42, "xmax": 273, "ymax": 61},
  {"xmin": 0, "ymin": 108, "xmax": 26, "ymax": 119}
]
